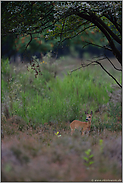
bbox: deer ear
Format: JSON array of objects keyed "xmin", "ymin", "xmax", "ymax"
[
  {"xmin": 85, "ymin": 111, "xmax": 87, "ymax": 114},
  {"xmin": 90, "ymin": 111, "xmax": 93, "ymax": 115}
]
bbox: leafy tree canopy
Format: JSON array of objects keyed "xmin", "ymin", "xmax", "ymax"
[{"xmin": 2, "ymin": 1, "xmax": 122, "ymax": 65}]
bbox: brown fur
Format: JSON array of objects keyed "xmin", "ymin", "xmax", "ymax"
[{"xmin": 70, "ymin": 111, "xmax": 93, "ymax": 135}]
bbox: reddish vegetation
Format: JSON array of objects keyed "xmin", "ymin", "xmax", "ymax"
[{"xmin": 1, "ymin": 116, "xmax": 122, "ymax": 182}]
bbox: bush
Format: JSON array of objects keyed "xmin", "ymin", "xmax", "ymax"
[{"xmin": 1, "ymin": 58, "xmax": 121, "ymax": 132}]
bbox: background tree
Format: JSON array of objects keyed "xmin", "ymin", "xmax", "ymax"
[{"xmin": 1, "ymin": 1, "xmax": 122, "ymax": 87}]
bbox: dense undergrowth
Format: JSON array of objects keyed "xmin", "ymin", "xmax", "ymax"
[
  {"xmin": 1, "ymin": 57, "xmax": 122, "ymax": 181},
  {"xmin": 1, "ymin": 58, "xmax": 121, "ymax": 129}
]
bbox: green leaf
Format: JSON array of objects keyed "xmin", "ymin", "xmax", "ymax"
[
  {"xmin": 85, "ymin": 149, "xmax": 91, "ymax": 155},
  {"xmin": 83, "ymin": 157, "xmax": 88, "ymax": 161},
  {"xmin": 89, "ymin": 161, "xmax": 94, "ymax": 165},
  {"xmin": 89, "ymin": 154, "xmax": 94, "ymax": 158}
]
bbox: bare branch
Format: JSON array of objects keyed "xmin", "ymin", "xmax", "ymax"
[
  {"xmin": 60, "ymin": 19, "xmax": 65, "ymax": 42},
  {"xmin": 54, "ymin": 24, "xmax": 96, "ymax": 56},
  {"xmin": 93, "ymin": 13, "xmax": 121, "ymax": 44},
  {"xmin": 70, "ymin": 66, "xmax": 83, "ymax": 73},
  {"xmin": 96, "ymin": 61, "xmax": 122, "ymax": 88},
  {"xmin": 103, "ymin": 45, "xmax": 112, "ymax": 51},
  {"xmin": 74, "ymin": 10, "xmax": 121, "ymax": 44},
  {"xmin": 70, "ymin": 57, "xmax": 122, "ymax": 88},
  {"xmin": 86, "ymin": 57, "xmax": 106, "ymax": 64},
  {"xmin": 104, "ymin": 55, "xmax": 122, "ymax": 71},
  {"xmin": 22, "ymin": 33, "xmax": 33, "ymax": 61},
  {"xmin": 86, "ymin": 55, "xmax": 122, "ymax": 72},
  {"xmin": 25, "ymin": 33, "xmax": 32, "ymax": 50},
  {"xmin": 103, "ymin": 13, "xmax": 121, "ymax": 35},
  {"xmin": 74, "ymin": 11, "xmax": 121, "ymax": 64},
  {"xmin": 60, "ymin": 25, "xmax": 95, "ymax": 44},
  {"xmin": 82, "ymin": 41, "xmax": 112, "ymax": 51},
  {"xmin": 94, "ymin": 21, "xmax": 121, "ymax": 64},
  {"xmin": 70, "ymin": 58, "xmax": 105, "ymax": 73}
]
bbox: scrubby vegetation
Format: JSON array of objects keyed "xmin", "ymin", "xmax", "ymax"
[{"xmin": 1, "ymin": 57, "xmax": 122, "ymax": 181}]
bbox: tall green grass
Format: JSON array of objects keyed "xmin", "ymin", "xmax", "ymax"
[{"xmin": 2, "ymin": 58, "xmax": 121, "ymax": 130}]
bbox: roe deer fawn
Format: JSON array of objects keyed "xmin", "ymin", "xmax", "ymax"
[{"xmin": 70, "ymin": 111, "xmax": 93, "ymax": 135}]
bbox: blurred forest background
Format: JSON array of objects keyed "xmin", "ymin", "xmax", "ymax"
[{"xmin": 1, "ymin": 1, "xmax": 122, "ymax": 181}]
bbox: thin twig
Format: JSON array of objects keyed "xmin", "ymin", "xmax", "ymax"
[
  {"xmin": 70, "ymin": 66, "xmax": 83, "ymax": 73},
  {"xmin": 70, "ymin": 59, "xmax": 100, "ymax": 73},
  {"xmin": 60, "ymin": 19, "xmax": 65, "ymax": 42},
  {"xmin": 23, "ymin": 33, "xmax": 33, "ymax": 62},
  {"xmin": 86, "ymin": 57, "xmax": 106, "ymax": 63},
  {"xmin": 104, "ymin": 54, "xmax": 122, "ymax": 71},
  {"xmin": 83, "ymin": 41, "xmax": 112, "ymax": 51},
  {"xmin": 70, "ymin": 57, "xmax": 122, "ymax": 88},
  {"xmin": 96, "ymin": 61, "xmax": 122, "ymax": 88},
  {"xmin": 59, "ymin": 25, "xmax": 95, "ymax": 44},
  {"xmin": 25, "ymin": 33, "xmax": 32, "ymax": 50}
]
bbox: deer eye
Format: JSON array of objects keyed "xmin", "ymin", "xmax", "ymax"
[{"xmin": 89, "ymin": 116, "xmax": 90, "ymax": 118}]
